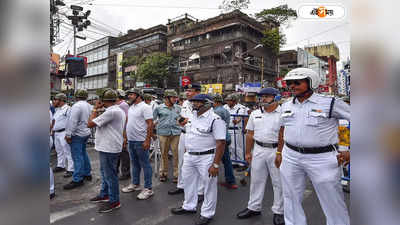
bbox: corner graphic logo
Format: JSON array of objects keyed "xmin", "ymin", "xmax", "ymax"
[{"xmin": 298, "ymin": 4, "xmax": 345, "ymax": 20}]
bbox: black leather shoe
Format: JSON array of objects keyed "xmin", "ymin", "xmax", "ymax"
[
  {"xmin": 63, "ymin": 180, "xmax": 84, "ymax": 190},
  {"xmin": 195, "ymin": 216, "xmax": 212, "ymax": 225},
  {"xmin": 273, "ymin": 214, "xmax": 285, "ymax": 225},
  {"xmin": 168, "ymin": 188, "xmax": 184, "ymax": 195},
  {"xmin": 171, "ymin": 207, "xmax": 196, "ymax": 215},
  {"xmin": 50, "ymin": 193, "xmax": 55, "ymax": 200},
  {"xmin": 53, "ymin": 167, "xmax": 65, "ymax": 173},
  {"xmin": 84, "ymin": 175, "xmax": 92, "ymax": 181},
  {"xmin": 236, "ymin": 208, "xmax": 261, "ymax": 219},
  {"xmin": 197, "ymin": 195, "xmax": 204, "ymax": 203}
]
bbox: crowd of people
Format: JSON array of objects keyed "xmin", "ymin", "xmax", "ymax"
[{"xmin": 49, "ymin": 67, "xmax": 350, "ymax": 225}]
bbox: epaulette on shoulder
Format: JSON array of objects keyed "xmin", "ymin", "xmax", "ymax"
[{"xmin": 315, "ymin": 93, "xmax": 332, "ymax": 99}]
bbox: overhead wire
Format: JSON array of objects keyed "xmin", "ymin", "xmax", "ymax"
[{"xmin": 284, "ymin": 22, "xmax": 350, "ymax": 48}]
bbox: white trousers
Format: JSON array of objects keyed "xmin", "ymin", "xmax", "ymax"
[
  {"xmin": 248, "ymin": 144, "xmax": 284, "ymax": 214},
  {"xmin": 49, "ymin": 135, "xmax": 54, "ymax": 194},
  {"xmin": 54, "ymin": 131, "xmax": 74, "ymax": 171},
  {"xmin": 177, "ymin": 134, "xmax": 204, "ymax": 194},
  {"xmin": 280, "ymin": 145, "xmax": 350, "ymax": 225},
  {"xmin": 50, "ymin": 167, "xmax": 55, "ymax": 194},
  {"xmin": 177, "ymin": 133, "xmax": 185, "ymax": 189},
  {"xmin": 228, "ymin": 128, "xmax": 244, "ymax": 163},
  {"xmin": 182, "ymin": 152, "xmax": 217, "ymax": 219}
]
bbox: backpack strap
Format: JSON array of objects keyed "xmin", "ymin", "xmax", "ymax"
[{"xmin": 329, "ymin": 97, "xmax": 335, "ymax": 119}]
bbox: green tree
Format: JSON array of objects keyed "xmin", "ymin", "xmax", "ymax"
[
  {"xmin": 255, "ymin": 4, "xmax": 297, "ymax": 27},
  {"xmin": 261, "ymin": 28, "xmax": 286, "ymax": 56},
  {"xmin": 134, "ymin": 52, "xmax": 173, "ymax": 88},
  {"xmin": 219, "ymin": 0, "xmax": 250, "ymax": 13},
  {"xmin": 256, "ymin": 4, "xmax": 297, "ymax": 56}
]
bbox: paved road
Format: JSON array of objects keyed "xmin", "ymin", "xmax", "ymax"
[{"xmin": 50, "ymin": 146, "xmax": 350, "ymax": 225}]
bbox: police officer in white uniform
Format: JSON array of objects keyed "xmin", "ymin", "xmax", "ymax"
[
  {"xmin": 224, "ymin": 94, "xmax": 248, "ymax": 166},
  {"xmin": 275, "ymin": 68, "xmax": 350, "ymax": 225},
  {"xmin": 236, "ymin": 87, "xmax": 284, "ymax": 225},
  {"xmin": 51, "ymin": 93, "xmax": 74, "ymax": 177},
  {"xmin": 171, "ymin": 94, "xmax": 226, "ymax": 225}
]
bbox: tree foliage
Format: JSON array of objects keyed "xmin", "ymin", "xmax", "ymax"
[
  {"xmin": 133, "ymin": 52, "xmax": 173, "ymax": 87},
  {"xmin": 256, "ymin": 4, "xmax": 297, "ymax": 56},
  {"xmin": 255, "ymin": 4, "xmax": 297, "ymax": 27},
  {"xmin": 261, "ymin": 28, "xmax": 286, "ymax": 56},
  {"xmin": 219, "ymin": 0, "xmax": 250, "ymax": 13}
]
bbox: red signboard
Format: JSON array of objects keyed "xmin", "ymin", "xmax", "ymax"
[
  {"xmin": 318, "ymin": 85, "xmax": 329, "ymax": 93},
  {"xmin": 276, "ymin": 77, "xmax": 286, "ymax": 88},
  {"xmin": 181, "ymin": 76, "xmax": 191, "ymax": 87}
]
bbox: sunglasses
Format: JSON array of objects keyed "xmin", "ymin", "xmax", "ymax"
[{"xmin": 286, "ymin": 80, "xmax": 302, "ymax": 86}]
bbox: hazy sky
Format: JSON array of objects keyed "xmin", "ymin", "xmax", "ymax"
[{"xmin": 55, "ymin": 0, "xmax": 350, "ymax": 67}]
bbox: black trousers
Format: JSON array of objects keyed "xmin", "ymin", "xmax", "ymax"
[{"xmin": 117, "ymin": 148, "xmax": 131, "ymax": 177}]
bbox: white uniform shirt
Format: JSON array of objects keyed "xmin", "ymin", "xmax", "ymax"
[
  {"xmin": 180, "ymin": 100, "xmax": 194, "ymax": 129},
  {"xmin": 246, "ymin": 106, "xmax": 282, "ymax": 143},
  {"xmin": 53, "ymin": 104, "xmax": 70, "ymax": 131},
  {"xmin": 224, "ymin": 103, "xmax": 248, "ymax": 128},
  {"xmin": 185, "ymin": 108, "xmax": 226, "ymax": 152},
  {"xmin": 126, "ymin": 101, "xmax": 153, "ymax": 141},
  {"xmin": 281, "ymin": 93, "xmax": 350, "ymax": 148},
  {"xmin": 93, "ymin": 105, "xmax": 126, "ymax": 153},
  {"xmin": 65, "ymin": 100, "xmax": 92, "ymax": 137}
]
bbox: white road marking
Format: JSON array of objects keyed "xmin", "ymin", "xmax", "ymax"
[{"xmin": 50, "ymin": 203, "xmax": 96, "ymax": 224}]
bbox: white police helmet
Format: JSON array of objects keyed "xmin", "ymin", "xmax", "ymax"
[{"xmin": 284, "ymin": 68, "xmax": 320, "ymax": 90}]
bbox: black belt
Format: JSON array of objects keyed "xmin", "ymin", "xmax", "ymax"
[
  {"xmin": 188, "ymin": 149, "xmax": 215, "ymax": 155},
  {"xmin": 285, "ymin": 142, "xmax": 337, "ymax": 154},
  {"xmin": 54, "ymin": 128, "xmax": 66, "ymax": 133},
  {"xmin": 229, "ymin": 127, "xmax": 240, "ymax": 130},
  {"xmin": 255, "ymin": 140, "xmax": 278, "ymax": 148}
]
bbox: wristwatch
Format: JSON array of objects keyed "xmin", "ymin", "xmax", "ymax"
[{"xmin": 213, "ymin": 163, "xmax": 219, "ymax": 169}]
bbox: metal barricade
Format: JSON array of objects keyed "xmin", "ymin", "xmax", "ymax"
[
  {"xmin": 229, "ymin": 114, "xmax": 249, "ymax": 167},
  {"xmin": 149, "ymin": 137, "xmax": 161, "ymax": 178}
]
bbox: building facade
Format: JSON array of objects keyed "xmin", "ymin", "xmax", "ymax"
[
  {"xmin": 76, "ymin": 36, "xmax": 111, "ymax": 97},
  {"xmin": 108, "ymin": 25, "xmax": 168, "ymax": 90},
  {"xmin": 167, "ymin": 10, "xmax": 278, "ymax": 91}
]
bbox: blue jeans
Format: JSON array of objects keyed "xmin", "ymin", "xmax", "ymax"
[
  {"xmin": 99, "ymin": 151, "xmax": 120, "ymax": 203},
  {"xmin": 222, "ymin": 140, "xmax": 236, "ymax": 184},
  {"xmin": 70, "ymin": 135, "xmax": 91, "ymax": 182},
  {"xmin": 128, "ymin": 141, "xmax": 152, "ymax": 189}
]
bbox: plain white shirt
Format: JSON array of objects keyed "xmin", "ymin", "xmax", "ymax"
[
  {"xmin": 246, "ymin": 106, "xmax": 282, "ymax": 144},
  {"xmin": 224, "ymin": 103, "xmax": 248, "ymax": 128},
  {"xmin": 93, "ymin": 105, "xmax": 126, "ymax": 153},
  {"xmin": 65, "ymin": 100, "xmax": 92, "ymax": 137},
  {"xmin": 126, "ymin": 101, "xmax": 153, "ymax": 142},
  {"xmin": 185, "ymin": 108, "xmax": 226, "ymax": 152}
]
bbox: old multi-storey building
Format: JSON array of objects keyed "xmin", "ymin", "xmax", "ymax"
[
  {"xmin": 76, "ymin": 36, "xmax": 112, "ymax": 97},
  {"xmin": 108, "ymin": 25, "xmax": 168, "ymax": 89},
  {"xmin": 167, "ymin": 10, "xmax": 278, "ymax": 91}
]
